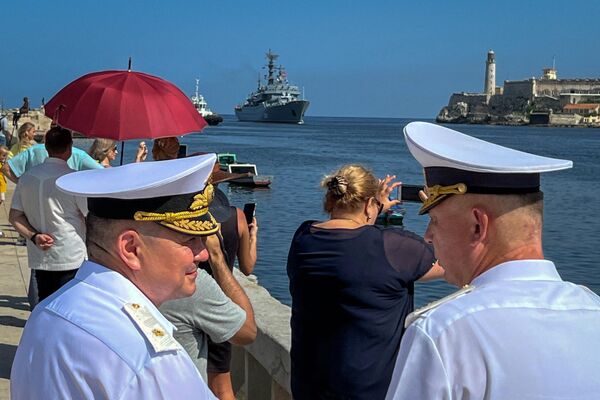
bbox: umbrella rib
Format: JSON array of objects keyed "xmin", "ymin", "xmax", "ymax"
[
  {"xmin": 143, "ymin": 75, "xmax": 178, "ymax": 137},
  {"xmin": 92, "ymin": 74, "xmax": 128, "ymax": 139}
]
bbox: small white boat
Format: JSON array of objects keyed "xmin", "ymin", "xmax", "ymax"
[
  {"xmin": 227, "ymin": 163, "xmax": 273, "ymax": 187},
  {"xmin": 217, "ymin": 153, "xmax": 273, "ymax": 187},
  {"xmin": 191, "ymin": 78, "xmax": 223, "ymax": 126}
]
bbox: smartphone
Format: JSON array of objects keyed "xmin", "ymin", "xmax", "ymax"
[
  {"xmin": 243, "ymin": 203, "xmax": 256, "ymax": 225},
  {"xmin": 177, "ymin": 144, "xmax": 188, "ymax": 158},
  {"xmin": 397, "ymin": 184, "xmax": 422, "ymax": 203}
]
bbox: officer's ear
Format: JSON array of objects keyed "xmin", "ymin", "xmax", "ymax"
[
  {"xmin": 116, "ymin": 229, "xmax": 143, "ymax": 271},
  {"xmin": 470, "ymin": 206, "xmax": 490, "ymax": 244}
]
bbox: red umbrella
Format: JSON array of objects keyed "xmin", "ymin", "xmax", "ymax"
[{"xmin": 44, "ymin": 70, "xmax": 207, "ymax": 140}]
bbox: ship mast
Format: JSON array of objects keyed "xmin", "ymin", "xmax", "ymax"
[
  {"xmin": 195, "ymin": 78, "xmax": 200, "ymax": 99},
  {"xmin": 266, "ymin": 49, "xmax": 279, "ymax": 85}
]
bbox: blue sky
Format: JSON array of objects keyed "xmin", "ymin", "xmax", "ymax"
[{"xmin": 2, "ymin": 0, "xmax": 599, "ymax": 118}]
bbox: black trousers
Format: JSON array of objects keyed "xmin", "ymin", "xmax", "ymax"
[{"xmin": 35, "ymin": 269, "xmax": 78, "ymax": 302}]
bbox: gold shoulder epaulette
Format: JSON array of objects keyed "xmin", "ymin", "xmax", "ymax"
[
  {"xmin": 405, "ymin": 284, "xmax": 475, "ymax": 328},
  {"xmin": 123, "ymin": 303, "xmax": 182, "ymax": 353}
]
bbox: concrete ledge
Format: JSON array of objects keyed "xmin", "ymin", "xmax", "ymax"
[{"xmin": 232, "ymin": 269, "xmax": 292, "ymax": 399}]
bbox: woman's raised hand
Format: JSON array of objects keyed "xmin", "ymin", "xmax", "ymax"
[
  {"xmin": 135, "ymin": 141, "xmax": 148, "ymax": 162},
  {"xmin": 378, "ymin": 174, "xmax": 402, "ymax": 212}
]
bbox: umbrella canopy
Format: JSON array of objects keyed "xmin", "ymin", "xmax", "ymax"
[{"xmin": 44, "ymin": 70, "xmax": 207, "ymax": 140}]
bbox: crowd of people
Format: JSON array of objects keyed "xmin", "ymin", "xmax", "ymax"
[{"xmin": 2, "ymin": 111, "xmax": 600, "ymax": 400}]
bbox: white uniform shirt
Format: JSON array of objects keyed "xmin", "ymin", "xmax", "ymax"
[
  {"xmin": 10, "ymin": 157, "xmax": 87, "ymax": 271},
  {"xmin": 11, "ymin": 261, "xmax": 216, "ymax": 400},
  {"xmin": 386, "ymin": 260, "xmax": 600, "ymax": 400}
]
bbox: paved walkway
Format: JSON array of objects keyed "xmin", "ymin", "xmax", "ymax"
[{"xmin": 0, "ymin": 181, "xmax": 30, "ymax": 400}]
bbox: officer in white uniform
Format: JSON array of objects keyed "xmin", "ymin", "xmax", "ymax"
[
  {"xmin": 11, "ymin": 154, "xmax": 229, "ymax": 399},
  {"xmin": 386, "ymin": 122, "xmax": 600, "ymax": 399}
]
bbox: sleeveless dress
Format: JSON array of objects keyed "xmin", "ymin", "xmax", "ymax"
[{"xmin": 287, "ymin": 221, "xmax": 435, "ymax": 399}]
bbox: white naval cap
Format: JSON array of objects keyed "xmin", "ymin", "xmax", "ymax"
[
  {"xmin": 403, "ymin": 122, "xmax": 573, "ymax": 214},
  {"xmin": 56, "ymin": 153, "xmax": 230, "ymax": 236}
]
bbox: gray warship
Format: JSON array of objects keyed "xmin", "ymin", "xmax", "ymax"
[{"xmin": 235, "ymin": 50, "xmax": 309, "ymax": 124}]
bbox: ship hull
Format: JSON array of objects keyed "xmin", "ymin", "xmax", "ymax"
[
  {"xmin": 203, "ymin": 113, "xmax": 223, "ymax": 126},
  {"xmin": 235, "ymin": 100, "xmax": 310, "ymax": 124}
]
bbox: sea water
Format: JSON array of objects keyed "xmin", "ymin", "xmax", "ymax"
[{"xmin": 120, "ymin": 116, "xmax": 600, "ymax": 307}]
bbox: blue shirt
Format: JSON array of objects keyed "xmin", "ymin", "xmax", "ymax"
[
  {"xmin": 8, "ymin": 144, "xmax": 102, "ymax": 177},
  {"xmin": 287, "ymin": 222, "xmax": 434, "ymax": 400}
]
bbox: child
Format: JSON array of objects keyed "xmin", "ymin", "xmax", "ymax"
[{"xmin": 0, "ymin": 145, "xmax": 9, "ymax": 237}]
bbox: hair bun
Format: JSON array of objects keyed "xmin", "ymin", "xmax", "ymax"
[{"xmin": 327, "ymin": 175, "xmax": 349, "ymax": 196}]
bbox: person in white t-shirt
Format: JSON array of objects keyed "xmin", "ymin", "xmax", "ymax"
[{"xmin": 9, "ymin": 126, "xmax": 87, "ymax": 302}]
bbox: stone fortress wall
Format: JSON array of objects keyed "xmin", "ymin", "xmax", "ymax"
[
  {"xmin": 437, "ymin": 50, "xmax": 600, "ymax": 126},
  {"xmin": 534, "ymin": 79, "xmax": 600, "ymax": 97},
  {"xmin": 503, "ymin": 80, "xmax": 535, "ymax": 99}
]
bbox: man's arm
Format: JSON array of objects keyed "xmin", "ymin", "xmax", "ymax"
[
  {"xmin": 5, "ymin": 145, "xmax": 37, "ymax": 183},
  {"xmin": 204, "ymin": 233, "xmax": 257, "ymax": 345},
  {"xmin": 236, "ymin": 208, "xmax": 257, "ymax": 275},
  {"xmin": 1, "ymin": 161, "xmax": 18, "ymax": 183},
  {"xmin": 73, "ymin": 147, "xmax": 104, "ymax": 170},
  {"xmin": 419, "ymin": 260, "xmax": 445, "ymax": 282},
  {"xmin": 8, "ymin": 208, "xmax": 54, "ymax": 250}
]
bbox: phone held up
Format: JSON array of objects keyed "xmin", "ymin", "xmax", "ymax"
[
  {"xmin": 396, "ymin": 184, "xmax": 422, "ymax": 203},
  {"xmin": 243, "ymin": 203, "xmax": 256, "ymax": 225},
  {"xmin": 177, "ymin": 144, "xmax": 188, "ymax": 159}
]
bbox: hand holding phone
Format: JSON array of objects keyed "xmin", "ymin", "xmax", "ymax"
[
  {"xmin": 396, "ymin": 184, "xmax": 422, "ymax": 203},
  {"xmin": 243, "ymin": 203, "xmax": 256, "ymax": 225}
]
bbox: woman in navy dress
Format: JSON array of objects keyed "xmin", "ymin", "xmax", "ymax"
[{"xmin": 287, "ymin": 164, "xmax": 443, "ymax": 399}]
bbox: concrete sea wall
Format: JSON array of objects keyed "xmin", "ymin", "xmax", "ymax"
[{"xmin": 231, "ymin": 269, "xmax": 292, "ymax": 399}]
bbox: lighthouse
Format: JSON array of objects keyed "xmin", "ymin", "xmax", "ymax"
[{"xmin": 484, "ymin": 50, "xmax": 496, "ymax": 102}]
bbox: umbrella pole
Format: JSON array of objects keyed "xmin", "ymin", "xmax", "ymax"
[{"xmin": 120, "ymin": 141, "xmax": 125, "ymax": 166}]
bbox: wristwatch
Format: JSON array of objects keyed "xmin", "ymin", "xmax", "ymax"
[{"xmin": 30, "ymin": 232, "xmax": 40, "ymax": 243}]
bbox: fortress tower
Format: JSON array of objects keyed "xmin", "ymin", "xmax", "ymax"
[
  {"xmin": 542, "ymin": 67, "xmax": 557, "ymax": 80},
  {"xmin": 484, "ymin": 50, "xmax": 496, "ymax": 101}
]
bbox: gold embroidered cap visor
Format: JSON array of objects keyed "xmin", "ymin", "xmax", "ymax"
[
  {"xmin": 87, "ymin": 184, "xmax": 230, "ymax": 235},
  {"xmin": 402, "ymin": 122, "xmax": 573, "ymax": 215},
  {"xmin": 55, "ymin": 154, "xmax": 229, "ymax": 235},
  {"xmin": 419, "ymin": 167, "xmax": 542, "ymax": 214}
]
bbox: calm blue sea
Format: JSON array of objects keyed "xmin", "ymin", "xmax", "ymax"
[{"xmin": 120, "ymin": 116, "xmax": 600, "ymax": 307}]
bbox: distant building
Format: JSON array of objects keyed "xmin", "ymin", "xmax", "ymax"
[
  {"xmin": 583, "ymin": 114, "xmax": 600, "ymax": 124},
  {"xmin": 542, "ymin": 67, "xmax": 557, "ymax": 80},
  {"xmin": 563, "ymin": 103, "xmax": 599, "ymax": 116},
  {"xmin": 437, "ymin": 50, "xmax": 600, "ymax": 125}
]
